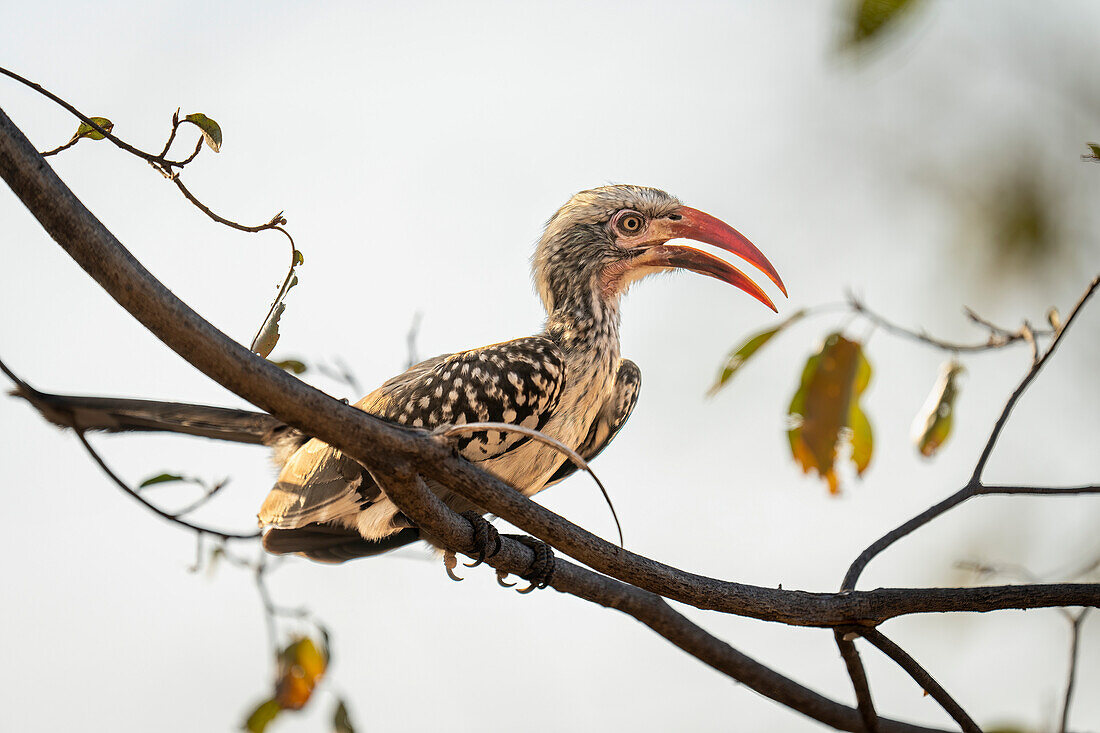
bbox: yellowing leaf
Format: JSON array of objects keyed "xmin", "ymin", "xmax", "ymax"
[
  {"xmin": 787, "ymin": 334, "xmax": 874, "ymax": 494},
  {"xmin": 271, "ymin": 359, "xmax": 307, "ymax": 374},
  {"xmin": 243, "ymin": 698, "xmax": 281, "ymax": 733},
  {"xmin": 74, "ymin": 116, "xmax": 114, "ymax": 141},
  {"xmin": 184, "ymin": 113, "xmax": 222, "ymax": 153},
  {"xmin": 709, "ymin": 309, "xmax": 806, "ymax": 396},
  {"xmin": 275, "ymin": 637, "xmax": 327, "ymax": 711},
  {"xmin": 911, "ymin": 360, "xmax": 965, "ymax": 458},
  {"xmin": 848, "ymin": 0, "xmax": 921, "ymax": 47}
]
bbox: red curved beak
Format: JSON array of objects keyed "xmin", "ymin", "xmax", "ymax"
[{"xmin": 626, "ymin": 206, "xmax": 785, "ymax": 312}]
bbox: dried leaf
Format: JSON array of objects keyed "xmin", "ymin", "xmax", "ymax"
[
  {"xmin": 709, "ymin": 309, "xmax": 806, "ymax": 396},
  {"xmin": 787, "ymin": 334, "xmax": 874, "ymax": 494},
  {"xmin": 275, "ymin": 637, "xmax": 327, "ymax": 711},
  {"xmin": 252, "ymin": 303, "xmax": 285, "ymax": 358},
  {"xmin": 243, "ymin": 699, "xmax": 281, "ymax": 733},
  {"xmin": 138, "ymin": 472, "xmax": 185, "ymax": 488},
  {"xmin": 333, "ymin": 700, "xmax": 355, "ymax": 733},
  {"xmin": 252, "ymin": 275, "xmax": 298, "ymax": 358},
  {"xmin": 912, "ymin": 360, "xmax": 965, "ymax": 458},
  {"xmin": 293, "ymin": 249, "xmax": 304, "ymax": 266},
  {"xmin": 1086, "ymin": 143, "xmax": 1100, "ymax": 160},
  {"xmin": 271, "ymin": 359, "xmax": 308, "ymax": 374},
  {"xmin": 74, "ymin": 116, "xmax": 114, "ymax": 141},
  {"xmin": 183, "ymin": 113, "xmax": 222, "ymax": 152},
  {"xmin": 847, "ymin": 0, "xmax": 921, "ymax": 47}
]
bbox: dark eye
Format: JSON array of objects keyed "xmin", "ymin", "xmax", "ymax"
[{"xmin": 614, "ymin": 212, "xmax": 645, "ymax": 236}]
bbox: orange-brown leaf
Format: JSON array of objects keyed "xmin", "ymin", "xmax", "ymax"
[{"xmin": 787, "ymin": 334, "xmax": 874, "ymax": 493}]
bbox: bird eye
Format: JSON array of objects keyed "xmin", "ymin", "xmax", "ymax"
[{"xmin": 614, "ymin": 211, "xmax": 645, "ymax": 237}]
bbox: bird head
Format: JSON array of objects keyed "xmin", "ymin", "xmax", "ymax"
[{"xmin": 533, "ymin": 185, "xmax": 785, "ymax": 318}]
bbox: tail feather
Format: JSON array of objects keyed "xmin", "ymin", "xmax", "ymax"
[
  {"xmin": 11, "ymin": 385, "xmax": 288, "ymax": 445},
  {"xmin": 263, "ymin": 524, "xmax": 420, "ymax": 563}
]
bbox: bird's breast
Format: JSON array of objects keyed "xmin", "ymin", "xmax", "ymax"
[{"xmin": 485, "ymin": 347, "xmax": 618, "ymax": 496}]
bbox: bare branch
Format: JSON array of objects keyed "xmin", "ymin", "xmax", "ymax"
[
  {"xmin": 969, "ymin": 274, "xmax": 1098, "ymax": 485},
  {"xmin": 847, "ymin": 292, "xmax": 1052, "ymax": 353},
  {"xmin": 1059, "ymin": 609, "xmax": 1090, "ymax": 733},
  {"xmin": 835, "ymin": 631, "xmax": 880, "ymax": 732},
  {"xmin": 841, "ymin": 274, "xmax": 1100, "ymax": 591},
  {"xmin": 73, "ymin": 430, "xmax": 259, "ymax": 541},
  {"xmin": 850, "ymin": 627, "xmax": 981, "ymax": 733},
  {"xmin": 978, "ymin": 484, "xmax": 1100, "ymax": 496}
]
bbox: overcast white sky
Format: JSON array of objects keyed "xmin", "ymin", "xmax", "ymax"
[{"xmin": 2, "ymin": 2, "xmax": 1099, "ymax": 731}]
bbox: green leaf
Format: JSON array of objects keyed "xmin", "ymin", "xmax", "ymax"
[
  {"xmin": 74, "ymin": 116, "xmax": 114, "ymax": 141},
  {"xmin": 184, "ymin": 113, "xmax": 222, "ymax": 153},
  {"xmin": 847, "ymin": 0, "xmax": 921, "ymax": 47},
  {"xmin": 243, "ymin": 699, "xmax": 282, "ymax": 733},
  {"xmin": 709, "ymin": 309, "xmax": 805, "ymax": 395},
  {"xmin": 1087, "ymin": 143, "xmax": 1100, "ymax": 159},
  {"xmin": 787, "ymin": 334, "xmax": 874, "ymax": 494},
  {"xmin": 912, "ymin": 360, "xmax": 964, "ymax": 458},
  {"xmin": 138, "ymin": 472, "xmax": 186, "ymax": 488},
  {"xmin": 271, "ymin": 358, "xmax": 307, "ymax": 374},
  {"xmin": 333, "ymin": 700, "xmax": 355, "ymax": 733}
]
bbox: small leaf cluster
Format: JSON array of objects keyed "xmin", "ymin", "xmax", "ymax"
[{"xmin": 712, "ymin": 313, "xmax": 965, "ymax": 494}]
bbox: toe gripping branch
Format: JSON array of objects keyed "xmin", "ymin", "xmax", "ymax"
[
  {"xmin": 461, "ymin": 510, "xmax": 502, "ymax": 567},
  {"xmin": 443, "ymin": 512, "xmax": 556, "ymax": 593},
  {"xmin": 444, "ymin": 511, "xmax": 503, "ymax": 581},
  {"xmin": 503, "ymin": 534, "xmax": 556, "ymax": 594}
]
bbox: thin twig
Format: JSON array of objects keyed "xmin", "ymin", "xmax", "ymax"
[
  {"xmin": 1059, "ymin": 609, "xmax": 1090, "ymax": 733},
  {"xmin": 40, "ymin": 137, "xmax": 79, "ymax": 157},
  {"xmin": 847, "ymin": 292, "xmax": 1052, "ymax": 353},
  {"xmin": 978, "ymin": 484, "xmax": 1100, "ymax": 496},
  {"xmin": 172, "ymin": 478, "xmax": 230, "ymax": 517},
  {"xmin": 835, "ymin": 631, "xmax": 880, "ymax": 732},
  {"xmin": 0, "ymin": 65, "xmax": 196, "ymax": 168},
  {"xmin": 842, "ymin": 274, "xmax": 1100, "ymax": 591},
  {"xmin": 851, "ymin": 627, "xmax": 982, "ymax": 733},
  {"xmin": 73, "ymin": 430, "xmax": 260, "ymax": 541}
]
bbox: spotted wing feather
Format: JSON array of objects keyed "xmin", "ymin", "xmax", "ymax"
[{"xmin": 258, "ymin": 337, "xmax": 565, "ymax": 533}]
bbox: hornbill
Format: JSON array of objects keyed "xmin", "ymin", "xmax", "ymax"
[{"xmin": 13, "ymin": 185, "xmax": 784, "ymax": 569}]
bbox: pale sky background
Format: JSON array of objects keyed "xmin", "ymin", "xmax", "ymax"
[{"xmin": 2, "ymin": 2, "xmax": 1099, "ymax": 731}]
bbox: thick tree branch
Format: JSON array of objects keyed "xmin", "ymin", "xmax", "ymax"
[{"xmin": 374, "ymin": 466, "xmax": 950, "ymax": 733}]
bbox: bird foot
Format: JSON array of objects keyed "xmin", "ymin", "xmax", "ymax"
[
  {"xmin": 502, "ymin": 534, "xmax": 556, "ymax": 593},
  {"xmin": 460, "ymin": 510, "xmax": 501, "ymax": 567},
  {"xmin": 443, "ymin": 550, "xmax": 463, "ymax": 581}
]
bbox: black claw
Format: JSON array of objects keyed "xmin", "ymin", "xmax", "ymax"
[
  {"xmin": 460, "ymin": 510, "xmax": 501, "ymax": 567},
  {"xmin": 504, "ymin": 534, "xmax": 556, "ymax": 593}
]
